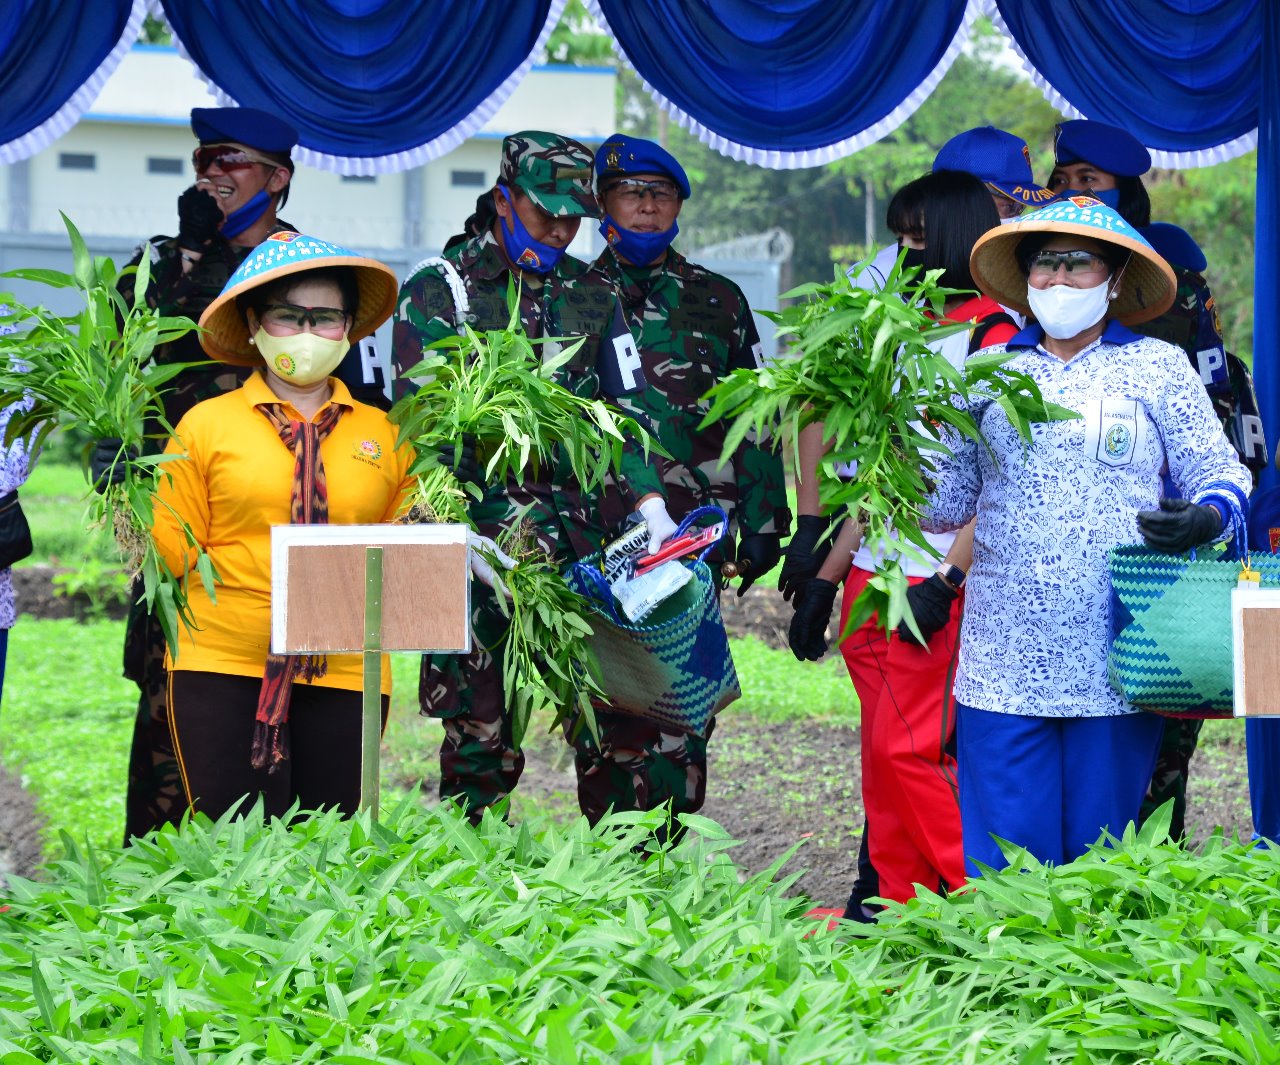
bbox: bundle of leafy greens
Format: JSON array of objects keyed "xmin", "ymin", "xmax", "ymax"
[
  {"xmin": 390, "ymin": 291, "xmax": 659, "ymax": 745},
  {"xmin": 0, "ymin": 214, "xmax": 214, "ymax": 655},
  {"xmin": 701, "ymin": 259, "xmax": 1077, "ymax": 638}
]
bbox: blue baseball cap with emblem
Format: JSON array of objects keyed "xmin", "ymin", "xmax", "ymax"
[
  {"xmin": 595, "ymin": 133, "xmax": 692, "ymax": 200},
  {"xmin": 1054, "ymin": 119, "xmax": 1151, "ymax": 178},
  {"xmin": 933, "ymin": 126, "xmax": 1055, "ymax": 208},
  {"xmin": 190, "ymin": 107, "xmax": 298, "ymax": 155}
]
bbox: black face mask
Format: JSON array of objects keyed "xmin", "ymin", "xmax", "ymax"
[{"xmin": 899, "ymin": 245, "xmax": 927, "ymax": 273}]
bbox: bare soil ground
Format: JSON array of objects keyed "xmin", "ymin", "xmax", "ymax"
[{"xmin": 2, "ymin": 574, "xmax": 1254, "ymax": 904}]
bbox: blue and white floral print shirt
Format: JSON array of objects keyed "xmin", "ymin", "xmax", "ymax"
[
  {"xmin": 0, "ymin": 309, "xmax": 31, "ymax": 629},
  {"xmin": 924, "ymin": 321, "xmax": 1251, "ymax": 718}
]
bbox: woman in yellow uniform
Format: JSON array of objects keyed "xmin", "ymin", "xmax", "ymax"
[{"xmin": 152, "ymin": 232, "xmax": 417, "ymax": 820}]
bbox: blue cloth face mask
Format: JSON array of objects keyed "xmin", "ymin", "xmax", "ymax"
[
  {"xmin": 219, "ymin": 186, "xmax": 273, "ymax": 239},
  {"xmin": 600, "ymin": 214, "xmax": 679, "ymax": 265},
  {"xmin": 1063, "ymin": 187, "xmax": 1121, "ymax": 210},
  {"xmin": 497, "ymin": 186, "xmax": 565, "ymax": 274}
]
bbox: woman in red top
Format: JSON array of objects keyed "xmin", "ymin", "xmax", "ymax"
[{"xmin": 789, "ymin": 171, "xmax": 1018, "ymax": 914}]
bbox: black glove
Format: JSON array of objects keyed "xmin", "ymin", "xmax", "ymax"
[
  {"xmin": 777, "ymin": 515, "xmax": 832, "ymax": 602},
  {"xmin": 897, "ymin": 573, "xmax": 958, "ymax": 646},
  {"xmin": 176, "ymin": 185, "xmax": 224, "ymax": 251},
  {"xmin": 788, "ymin": 578, "xmax": 838, "ymax": 662},
  {"xmin": 1136, "ymin": 497, "xmax": 1223, "ymax": 554},
  {"xmin": 733, "ymin": 533, "xmax": 782, "ymax": 597},
  {"xmin": 89, "ymin": 437, "xmax": 136, "ymax": 493},
  {"xmin": 433, "ymin": 432, "xmax": 480, "ymax": 487}
]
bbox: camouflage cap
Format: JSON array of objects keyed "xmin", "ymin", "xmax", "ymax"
[{"xmin": 500, "ymin": 130, "xmax": 599, "ymax": 218}]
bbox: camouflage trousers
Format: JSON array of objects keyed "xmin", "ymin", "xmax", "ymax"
[
  {"xmin": 121, "ymin": 596, "xmax": 184, "ymax": 843},
  {"xmin": 424, "ymin": 585, "xmax": 712, "ymax": 834},
  {"xmin": 1138, "ymin": 716, "xmax": 1202, "ymax": 841}
]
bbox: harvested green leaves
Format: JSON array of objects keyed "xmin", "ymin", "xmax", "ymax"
[
  {"xmin": 0, "ymin": 213, "xmax": 215, "ymax": 656},
  {"xmin": 486, "ymin": 525, "xmax": 604, "ymax": 749},
  {"xmin": 701, "ymin": 259, "xmax": 1076, "ymax": 638},
  {"xmin": 390, "ymin": 287, "xmax": 656, "ymax": 520},
  {"xmin": 391, "ymin": 287, "xmax": 642, "ymax": 741}
]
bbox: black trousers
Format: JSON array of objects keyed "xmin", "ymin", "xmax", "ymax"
[{"xmin": 168, "ymin": 670, "xmax": 388, "ymax": 822}]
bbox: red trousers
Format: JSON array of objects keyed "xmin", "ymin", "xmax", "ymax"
[{"xmin": 839, "ymin": 567, "xmax": 966, "ymax": 903}]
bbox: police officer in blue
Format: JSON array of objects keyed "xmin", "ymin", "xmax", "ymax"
[{"xmin": 1047, "ymin": 119, "xmax": 1266, "ymax": 839}]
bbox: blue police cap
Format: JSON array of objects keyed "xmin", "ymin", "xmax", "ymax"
[
  {"xmin": 595, "ymin": 133, "xmax": 691, "ymax": 200},
  {"xmin": 1054, "ymin": 120, "xmax": 1151, "ymax": 178},
  {"xmin": 1138, "ymin": 222, "xmax": 1207, "ymax": 274},
  {"xmin": 933, "ymin": 126, "xmax": 1055, "ymax": 207},
  {"xmin": 190, "ymin": 107, "xmax": 298, "ymax": 155}
]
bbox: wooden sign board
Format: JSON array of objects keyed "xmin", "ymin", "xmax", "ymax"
[
  {"xmin": 270, "ymin": 524, "xmax": 470, "ymax": 654},
  {"xmin": 1232, "ymin": 588, "xmax": 1280, "ymax": 718}
]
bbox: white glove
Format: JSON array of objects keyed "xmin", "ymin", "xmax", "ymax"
[
  {"xmin": 636, "ymin": 496, "xmax": 679, "ymax": 555},
  {"xmin": 468, "ymin": 531, "xmax": 516, "ymax": 597}
]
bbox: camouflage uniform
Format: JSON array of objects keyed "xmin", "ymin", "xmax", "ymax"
[
  {"xmin": 394, "ymin": 140, "xmax": 673, "ymax": 821},
  {"xmin": 591, "ymin": 247, "xmax": 788, "ymax": 539},
  {"xmin": 583, "ymin": 246, "xmax": 791, "ymax": 830},
  {"xmin": 1134, "ymin": 265, "xmax": 1264, "ymax": 839}
]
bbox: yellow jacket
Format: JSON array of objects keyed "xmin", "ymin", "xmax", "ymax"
[{"xmin": 152, "ymin": 372, "xmax": 416, "ymax": 693}]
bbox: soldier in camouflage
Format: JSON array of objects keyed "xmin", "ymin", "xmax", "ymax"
[
  {"xmin": 393, "ymin": 131, "xmax": 686, "ymax": 826},
  {"xmin": 1133, "ymin": 221, "xmax": 1267, "ymax": 840},
  {"xmin": 115, "ymin": 107, "xmax": 300, "ymax": 843},
  {"xmin": 583, "ymin": 133, "xmax": 790, "ymax": 829}
]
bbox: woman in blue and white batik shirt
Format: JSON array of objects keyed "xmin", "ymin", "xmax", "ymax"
[{"xmin": 926, "ymin": 194, "xmax": 1251, "ymax": 874}]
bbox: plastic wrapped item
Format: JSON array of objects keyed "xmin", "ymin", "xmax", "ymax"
[{"xmin": 612, "ymin": 559, "xmax": 693, "ymax": 622}]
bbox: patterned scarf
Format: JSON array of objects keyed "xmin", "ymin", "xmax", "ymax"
[{"xmin": 251, "ymin": 401, "xmax": 345, "ymax": 773}]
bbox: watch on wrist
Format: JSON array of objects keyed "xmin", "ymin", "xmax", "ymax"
[{"xmin": 936, "ymin": 563, "xmax": 966, "ymax": 590}]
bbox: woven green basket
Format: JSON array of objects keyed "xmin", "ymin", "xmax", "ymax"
[{"xmin": 1108, "ymin": 543, "xmax": 1280, "ymax": 717}]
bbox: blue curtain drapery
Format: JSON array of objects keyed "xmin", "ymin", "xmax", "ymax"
[
  {"xmin": 0, "ymin": 0, "xmax": 146, "ymax": 165},
  {"xmin": 590, "ymin": 0, "xmax": 974, "ymax": 168},
  {"xmin": 155, "ymin": 0, "xmax": 563, "ymax": 174},
  {"xmin": 1253, "ymin": 0, "xmax": 1278, "ymax": 491},
  {"xmin": 992, "ymin": 0, "xmax": 1258, "ymax": 167}
]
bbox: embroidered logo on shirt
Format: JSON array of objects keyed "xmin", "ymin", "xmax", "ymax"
[
  {"xmin": 353, "ymin": 439, "xmax": 383, "ymax": 467},
  {"xmin": 1082, "ymin": 398, "xmax": 1144, "ymax": 468},
  {"xmin": 1104, "ymin": 423, "xmax": 1131, "ymax": 458}
]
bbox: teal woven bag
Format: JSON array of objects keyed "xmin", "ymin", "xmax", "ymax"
[
  {"xmin": 1108, "ymin": 543, "xmax": 1280, "ymax": 717},
  {"xmin": 564, "ymin": 508, "xmax": 740, "ymax": 736}
]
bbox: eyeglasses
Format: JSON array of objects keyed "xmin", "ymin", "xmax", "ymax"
[
  {"xmin": 1026, "ymin": 250, "xmax": 1110, "ymax": 277},
  {"xmin": 993, "ymin": 197, "xmax": 1025, "ymax": 219},
  {"xmin": 261, "ymin": 304, "xmax": 349, "ymax": 332},
  {"xmin": 604, "ymin": 178, "xmax": 681, "ymax": 204},
  {"xmin": 192, "ymin": 145, "xmax": 279, "ymax": 173}
]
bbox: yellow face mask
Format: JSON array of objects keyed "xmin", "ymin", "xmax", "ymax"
[{"xmin": 254, "ymin": 328, "xmax": 350, "ymax": 386}]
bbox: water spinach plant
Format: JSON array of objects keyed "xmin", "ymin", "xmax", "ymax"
[
  {"xmin": 3, "ymin": 801, "xmax": 1277, "ymax": 1060},
  {"xmin": 391, "ymin": 291, "xmax": 659, "ymax": 746},
  {"xmin": 0, "ymin": 214, "xmax": 214, "ymax": 655},
  {"xmin": 702, "ymin": 260, "xmax": 1076, "ymax": 637}
]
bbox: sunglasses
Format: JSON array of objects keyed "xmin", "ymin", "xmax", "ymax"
[
  {"xmin": 192, "ymin": 145, "xmax": 280, "ymax": 173},
  {"xmin": 1025, "ymin": 250, "xmax": 1110, "ymax": 276},
  {"xmin": 262, "ymin": 304, "xmax": 349, "ymax": 331},
  {"xmin": 604, "ymin": 178, "xmax": 681, "ymax": 204}
]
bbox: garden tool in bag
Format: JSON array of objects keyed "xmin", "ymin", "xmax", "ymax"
[
  {"xmin": 566, "ymin": 506, "xmax": 741, "ymax": 736},
  {"xmin": 1109, "ymin": 499, "xmax": 1280, "ymax": 717}
]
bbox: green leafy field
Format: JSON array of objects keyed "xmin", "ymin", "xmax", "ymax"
[{"xmin": 0, "ymin": 801, "xmax": 1276, "ymax": 1061}]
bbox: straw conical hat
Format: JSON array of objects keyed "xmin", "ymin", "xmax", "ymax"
[
  {"xmin": 970, "ymin": 195, "xmax": 1175, "ymax": 326},
  {"xmin": 198, "ymin": 232, "xmax": 398, "ymax": 365}
]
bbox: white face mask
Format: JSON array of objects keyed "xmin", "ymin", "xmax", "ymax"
[
  {"xmin": 254, "ymin": 328, "xmax": 350, "ymax": 386},
  {"xmin": 1025, "ymin": 280, "xmax": 1113, "ymax": 340}
]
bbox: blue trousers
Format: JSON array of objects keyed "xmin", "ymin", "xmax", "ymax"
[
  {"xmin": 957, "ymin": 704, "xmax": 1164, "ymax": 875},
  {"xmin": 1246, "ymin": 719, "xmax": 1280, "ymax": 842}
]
